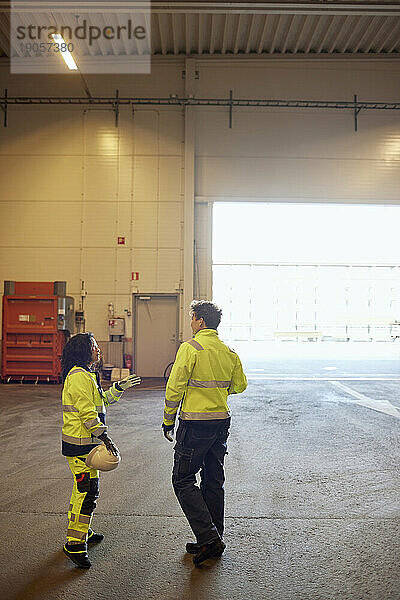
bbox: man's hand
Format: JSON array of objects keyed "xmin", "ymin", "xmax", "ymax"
[
  {"xmin": 118, "ymin": 374, "xmax": 141, "ymax": 390},
  {"xmin": 162, "ymin": 423, "xmax": 174, "ymax": 442},
  {"xmin": 98, "ymin": 432, "xmax": 119, "ymax": 456}
]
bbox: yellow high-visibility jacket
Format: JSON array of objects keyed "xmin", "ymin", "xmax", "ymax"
[
  {"xmin": 163, "ymin": 328, "xmax": 247, "ymax": 425},
  {"xmin": 62, "ymin": 366, "xmax": 123, "ymax": 457}
]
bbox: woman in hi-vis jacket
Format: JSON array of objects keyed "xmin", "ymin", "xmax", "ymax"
[{"xmin": 61, "ymin": 332, "xmax": 140, "ymax": 568}]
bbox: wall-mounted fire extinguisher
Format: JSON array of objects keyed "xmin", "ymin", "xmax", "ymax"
[{"xmin": 124, "ymin": 354, "xmax": 133, "ymax": 371}]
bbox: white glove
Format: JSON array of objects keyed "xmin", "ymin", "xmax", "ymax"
[{"xmin": 118, "ymin": 374, "xmax": 141, "ymax": 390}]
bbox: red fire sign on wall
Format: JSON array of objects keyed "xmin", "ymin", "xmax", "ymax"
[
  {"xmin": 131, "ymin": 272, "xmax": 139, "ymax": 281},
  {"xmin": 117, "ymin": 237, "xmax": 126, "ymax": 245}
]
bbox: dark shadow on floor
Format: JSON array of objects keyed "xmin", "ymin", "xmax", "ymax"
[
  {"xmin": 9, "ymin": 551, "xmax": 86, "ymax": 600},
  {"xmin": 176, "ymin": 552, "xmax": 223, "ymax": 600}
]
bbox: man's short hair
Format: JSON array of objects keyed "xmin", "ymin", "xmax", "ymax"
[{"xmin": 190, "ymin": 300, "xmax": 222, "ymax": 329}]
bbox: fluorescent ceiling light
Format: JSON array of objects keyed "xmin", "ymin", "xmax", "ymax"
[{"xmin": 52, "ymin": 34, "xmax": 78, "ymax": 71}]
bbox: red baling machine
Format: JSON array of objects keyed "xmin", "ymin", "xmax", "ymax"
[{"xmin": 1, "ymin": 281, "xmax": 74, "ymax": 383}]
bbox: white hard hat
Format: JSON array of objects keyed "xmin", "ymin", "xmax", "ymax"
[{"xmin": 85, "ymin": 443, "xmax": 121, "ymax": 471}]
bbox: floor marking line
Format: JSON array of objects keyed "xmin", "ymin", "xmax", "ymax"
[
  {"xmin": 248, "ymin": 373, "xmax": 400, "ymax": 377},
  {"xmin": 330, "ymin": 380, "xmax": 400, "ymax": 418},
  {"xmin": 248, "ymin": 377, "xmax": 400, "ymax": 381},
  {"xmin": 0, "ymin": 511, "xmax": 397, "ymax": 521}
]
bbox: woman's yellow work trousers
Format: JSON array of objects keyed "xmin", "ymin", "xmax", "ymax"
[{"xmin": 66, "ymin": 456, "xmax": 100, "ymax": 544}]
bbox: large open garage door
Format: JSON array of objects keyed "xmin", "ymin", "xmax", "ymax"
[{"xmin": 213, "ymin": 203, "xmax": 400, "ymax": 359}]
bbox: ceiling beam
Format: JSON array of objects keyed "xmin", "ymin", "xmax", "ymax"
[
  {"xmin": 185, "ymin": 13, "xmax": 190, "ymax": 54},
  {"xmin": 353, "ymin": 15, "xmax": 379, "ymax": 52},
  {"xmin": 233, "ymin": 13, "xmax": 242, "ymax": 54},
  {"xmin": 197, "ymin": 13, "xmax": 202, "ymax": 54},
  {"xmin": 149, "ymin": 3, "xmax": 400, "ymax": 18},
  {"xmin": 15, "ymin": 14, "xmax": 37, "ymax": 58},
  {"xmin": 257, "ymin": 14, "xmax": 268, "ymax": 54},
  {"xmin": 340, "ymin": 15, "xmax": 365, "ymax": 53},
  {"xmin": 375, "ymin": 17, "xmax": 397, "ymax": 53},
  {"xmin": 0, "ymin": 12, "xmax": 9, "ymax": 57},
  {"xmin": 221, "ymin": 13, "xmax": 229, "ymax": 54},
  {"xmin": 304, "ymin": 14, "xmax": 321, "ymax": 54},
  {"xmin": 172, "ymin": 13, "xmax": 179, "ymax": 55},
  {"xmin": 1, "ymin": 52, "xmax": 399, "ymax": 67},
  {"xmin": 281, "ymin": 14, "xmax": 295, "ymax": 54},
  {"xmin": 115, "ymin": 12, "xmax": 130, "ymax": 55},
  {"xmin": 157, "ymin": 12, "xmax": 167, "ymax": 55},
  {"xmin": 4, "ymin": 3, "xmax": 400, "ymax": 17},
  {"xmin": 363, "ymin": 16, "xmax": 390, "ymax": 53},
  {"xmin": 316, "ymin": 14, "xmax": 335, "ymax": 54},
  {"xmin": 293, "ymin": 14, "xmax": 308, "ymax": 54},
  {"xmin": 210, "ymin": 13, "xmax": 217, "ymax": 54},
  {"xmin": 0, "ymin": 12, "xmax": 25, "ymax": 58},
  {"xmin": 100, "ymin": 12, "xmax": 118, "ymax": 57},
  {"xmin": 269, "ymin": 13, "xmax": 281, "ymax": 53},
  {"xmin": 334, "ymin": 15, "xmax": 356, "ymax": 53},
  {"xmin": 142, "ymin": 11, "xmax": 151, "ymax": 56},
  {"xmin": 328, "ymin": 15, "xmax": 346, "ymax": 53},
  {"xmin": 245, "ymin": 13, "xmax": 255, "ymax": 53},
  {"xmin": 351, "ymin": 17, "xmax": 374, "ymax": 54},
  {"xmin": 388, "ymin": 22, "xmax": 400, "ymax": 52}
]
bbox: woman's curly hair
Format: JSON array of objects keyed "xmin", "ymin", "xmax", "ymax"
[{"xmin": 61, "ymin": 332, "xmax": 95, "ymax": 383}]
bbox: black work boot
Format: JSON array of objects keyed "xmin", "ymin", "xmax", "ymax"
[
  {"xmin": 63, "ymin": 542, "xmax": 91, "ymax": 569},
  {"xmin": 87, "ymin": 529, "xmax": 104, "ymax": 544},
  {"xmin": 187, "ymin": 537, "xmax": 225, "ymax": 554},
  {"xmin": 193, "ymin": 539, "xmax": 226, "ymax": 567},
  {"xmin": 186, "ymin": 542, "xmax": 200, "ymax": 554}
]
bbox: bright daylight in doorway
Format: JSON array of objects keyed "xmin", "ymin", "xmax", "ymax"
[{"xmin": 213, "ymin": 203, "xmax": 400, "ymax": 349}]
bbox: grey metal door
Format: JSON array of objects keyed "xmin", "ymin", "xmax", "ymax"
[{"xmin": 133, "ymin": 294, "xmax": 179, "ymax": 377}]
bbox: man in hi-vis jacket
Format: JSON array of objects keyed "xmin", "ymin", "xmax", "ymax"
[{"xmin": 162, "ymin": 300, "xmax": 247, "ymax": 566}]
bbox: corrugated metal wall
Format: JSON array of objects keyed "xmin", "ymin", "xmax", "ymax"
[
  {"xmin": 194, "ymin": 60, "xmax": 400, "ymax": 300},
  {"xmin": 1, "ymin": 59, "xmax": 400, "ymax": 342},
  {"xmin": 0, "ymin": 64, "xmax": 185, "ymax": 340},
  {"xmin": 196, "ymin": 108, "xmax": 400, "ymax": 200}
]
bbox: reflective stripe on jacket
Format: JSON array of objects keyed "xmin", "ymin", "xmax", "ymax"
[
  {"xmin": 62, "ymin": 366, "xmax": 123, "ymax": 456},
  {"xmin": 163, "ymin": 329, "xmax": 247, "ymax": 425}
]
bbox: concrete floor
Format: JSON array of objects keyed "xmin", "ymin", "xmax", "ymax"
[{"xmin": 1, "ymin": 348, "xmax": 400, "ymax": 600}]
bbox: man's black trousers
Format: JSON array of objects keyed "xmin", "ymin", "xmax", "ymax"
[{"xmin": 172, "ymin": 417, "xmax": 230, "ymax": 546}]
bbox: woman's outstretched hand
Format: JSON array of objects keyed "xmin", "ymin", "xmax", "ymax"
[{"xmin": 118, "ymin": 374, "xmax": 141, "ymax": 390}]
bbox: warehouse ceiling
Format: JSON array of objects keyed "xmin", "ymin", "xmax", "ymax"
[{"xmin": 0, "ymin": 1, "xmax": 399, "ymax": 59}]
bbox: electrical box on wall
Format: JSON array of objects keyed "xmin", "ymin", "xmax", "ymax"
[
  {"xmin": 108, "ymin": 318, "xmax": 125, "ymax": 342},
  {"xmin": 58, "ymin": 297, "xmax": 75, "ymax": 332},
  {"xmin": 108, "ymin": 318, "xmax": 125, "ymax": 336}
]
